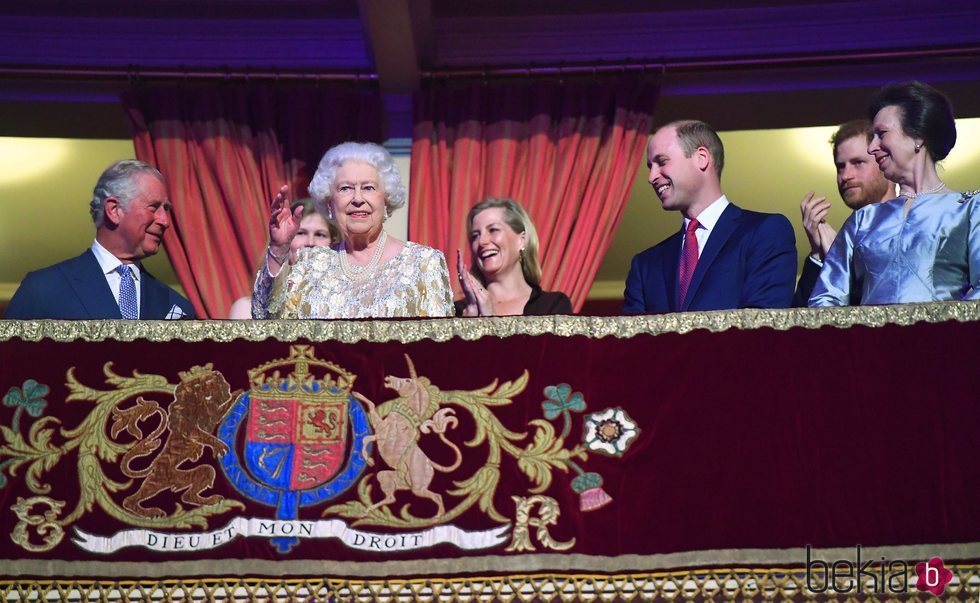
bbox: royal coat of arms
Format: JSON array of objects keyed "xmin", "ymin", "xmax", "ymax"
[
  {"xmin": 0, "ymin": 345, "xmax": 638, "ymax": 558},
  {"xmin": 220, "ymin": 347, "xmax": 370, "ymax": 551}
]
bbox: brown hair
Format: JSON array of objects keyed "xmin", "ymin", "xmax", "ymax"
[
  {"xmin": 291, "ymin": 198, "xmax": 338, "ymax": 242},
  {"xmin": 668, "ymin": 119, "xmax": 725, "ymax": 178},
  {"xmin": 830, "ymin": 119, "xmax": 873, "ymax": 158}
]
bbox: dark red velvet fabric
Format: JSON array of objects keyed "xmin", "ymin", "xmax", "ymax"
[{"xmin": 0, "ymin": 319, "xmax": 977, "ymax": 573}]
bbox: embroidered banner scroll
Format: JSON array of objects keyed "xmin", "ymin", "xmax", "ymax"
[{"xmin": 0, "ymin": 304, "xmax": 978, "ymax": 601}]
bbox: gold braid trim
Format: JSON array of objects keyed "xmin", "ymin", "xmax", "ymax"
[
  {"xmin": 1, "ymin": 564, "xmax": 977, "ymax": 601},
  {"xmin": 1, "ymin": 300, "xmax": 979, "ymax": 343}
]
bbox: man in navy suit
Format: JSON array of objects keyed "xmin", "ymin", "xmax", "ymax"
[
  {"xmin": 624, "ymin": 120, "xmax": 796, "ymax": 313},
  {"xmin": 4, "ymin": 160, "xmax": 196, "ymax": 319}
]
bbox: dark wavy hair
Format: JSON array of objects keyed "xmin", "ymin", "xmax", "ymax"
[{"xmin": 868, "ymin": 81, "xmax": 956, "ymax": 162}]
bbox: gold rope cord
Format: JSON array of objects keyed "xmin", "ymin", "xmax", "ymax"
[
  {"xmin": 1, "ymin": 301, "xmax": 978, "ymax": 343},
  {"xmin": 1, "ymin": 564, "xmax": 977, "ymax": 601}
]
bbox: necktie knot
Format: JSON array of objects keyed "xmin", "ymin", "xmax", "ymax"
[
  {"xmin": 116, "ymin": 264, "xmax": 138, "ymax": 320},
  {"xmin": 686, "ymin": 218, "xmax": 701, "ymax": 234}
]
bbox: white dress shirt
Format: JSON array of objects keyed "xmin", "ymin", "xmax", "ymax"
[
  {"xmin": 681, "ymin": 195, "xmax": 730, "ymax": 257},
  {"xmin": 90, "ymin": 240, "xmax": 141, "ymax": 314}
]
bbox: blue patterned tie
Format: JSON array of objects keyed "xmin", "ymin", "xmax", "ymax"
[{"xmin": 116, "ymin": 264, "xmax": 138, "ymax": 319}]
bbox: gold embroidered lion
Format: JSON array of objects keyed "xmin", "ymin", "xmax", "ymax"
[{"xmin": 111, "ymin": 364, "xmax": 238, "ymax": 518}]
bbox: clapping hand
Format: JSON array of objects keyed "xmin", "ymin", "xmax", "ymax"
[
  {"xmin": 456, "ymin": 250, "xmax": 493, "ymax": 316},
  {"xmin": 800, "ymin": 191, "xmax": 837, "ymax": 261}
]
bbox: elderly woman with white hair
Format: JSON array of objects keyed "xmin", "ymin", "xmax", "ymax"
[{"xmin": 252, "ymin": 142, "xmax": 453, "ymax": 318}]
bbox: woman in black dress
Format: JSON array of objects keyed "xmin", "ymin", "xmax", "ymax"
[{"xmin": 456, "ymin": 197, "xmax": 572, "ymax": 316}]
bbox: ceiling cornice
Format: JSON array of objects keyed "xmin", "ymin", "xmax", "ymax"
[
  {"xmin": 0, "ymin": 16, "xmax": 371, "ymax": 69},
  {"xmin": 432, "ymin": 2, "xmax": 980, "ymax": 67}
]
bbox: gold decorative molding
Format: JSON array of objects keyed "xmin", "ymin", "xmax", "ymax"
[{"xmin": 1, "ymin": 301, "xmax": 978, "ymax": 343}]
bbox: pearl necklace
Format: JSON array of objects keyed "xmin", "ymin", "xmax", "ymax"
[
  {"xmin": 340, "ymin": 230, "xmax": 387, "ymax": 282},
  {"xmin": 900, "ymin": 181, "xmax": 946, "ymax": 200}
]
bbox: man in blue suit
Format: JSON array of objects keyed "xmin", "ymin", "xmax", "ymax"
[
  {"xmin": 624, "ymin": 120, "xmax": 796, "ymax": 313},
  {"xmin": 4, "ymin": 160, "xmax": 195, "ymax": 320}
]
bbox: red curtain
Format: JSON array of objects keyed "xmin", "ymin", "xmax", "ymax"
[
  {"xmin": 122, "ymin": 82, "xmax": 382, "ymax": 318},
  {"xmin": 410, "ymin": 76, "xmax": 658, "ymax": 310}
]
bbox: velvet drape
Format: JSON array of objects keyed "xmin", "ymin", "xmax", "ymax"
[{"xmin": 410, "ymin": 76, "xmax": 658, "ymax": 310}]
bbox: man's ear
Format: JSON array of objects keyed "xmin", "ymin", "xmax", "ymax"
[
  {"xmin": 695, "ymin": 146, "xmax": 712, "ymax": 173},
  {"xmin": 103, "ymin": 197, "xmax": 124, "ymax": 226}
]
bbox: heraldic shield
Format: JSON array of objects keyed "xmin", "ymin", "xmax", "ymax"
[{"xmin": 219, "ymin": 346, "xmax": 370, "ymax": 552}]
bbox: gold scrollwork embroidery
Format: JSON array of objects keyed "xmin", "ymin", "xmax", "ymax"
[{"xmin": 10, "ymin": 496, "xmax": 66, "ymax": 552}]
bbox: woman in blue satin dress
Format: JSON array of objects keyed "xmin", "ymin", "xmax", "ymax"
[{"xmin": 810, "ymin": 81, "xmax": 979, "ymax": 306}]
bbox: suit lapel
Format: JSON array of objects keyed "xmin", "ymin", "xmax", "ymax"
[
  {"xmin": 662, "ymin": 229, "xmax": 683, "ymax": 311},
  {"xmin": 64, "ymin": 251, "xmax": 122, "ymax": 319},
  {"xmin": 139, "ymin": 269, "xmax": 167, "ymax": 319},
  {"xmin": 683, "ymin": 204, "xmax": 741, "ymax": 311}
]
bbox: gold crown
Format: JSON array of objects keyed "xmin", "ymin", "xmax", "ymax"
[
  {"xmin": 247, "ymin": 345, "xmax": 355, "ymax": 400},
  {"xmin": 178, "ymin": 363, "xmax": 216, "ymax": 382}
]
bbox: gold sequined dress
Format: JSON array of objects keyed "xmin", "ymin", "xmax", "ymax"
[{"xmin": 252, "ymin": 242, "xmax": 454, "ymax": 319}]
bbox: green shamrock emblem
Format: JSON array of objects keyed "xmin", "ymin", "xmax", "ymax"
[
  {"xmin": 542, "ymin": 384, "xmax": 585, "ymax": 420},
  {"xmin": 3, "ymin": 379, "xmax": 50, "ymax": 433}
]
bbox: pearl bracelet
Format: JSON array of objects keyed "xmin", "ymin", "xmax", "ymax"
[{"xmin": 267, "ymin": 246, "xmax": 288, "ymax": 264}]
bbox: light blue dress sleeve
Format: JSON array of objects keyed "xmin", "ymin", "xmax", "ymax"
[{"xmin": 808, "ymin": 212, "xmax": 858, "ymax": 307}]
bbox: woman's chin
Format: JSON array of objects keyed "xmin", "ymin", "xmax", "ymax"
[
  {"xmin": 341, "ymin": 223, "xmax": 382, "ymax": 237},
  {"xmin": 478, "ymin": 261, "xmax": 518, "ymax": 281}
]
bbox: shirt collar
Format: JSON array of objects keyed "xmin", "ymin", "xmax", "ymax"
[
  {"xmin": 91, "ymin": 240, "xmax": 141, "ymax": 280},
  {"xmin": 683, "ymin": 195, "xmax": 729, "ymax": 232}
]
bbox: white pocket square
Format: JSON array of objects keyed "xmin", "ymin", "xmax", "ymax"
[{"xmin": 165, "ymin": 305, "xmax": 187, "ymax": 320}]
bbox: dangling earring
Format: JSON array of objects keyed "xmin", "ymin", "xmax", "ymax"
[
  {"xmin": 519, "ymin": 248, "xmax": 526, "ymax": 264},
  {"xmin": 326, "ymin": 207, "xmax": 334, "ymax": 220},
  {"xmin": 383, "ymin": 207, "xmax": 390, "ymax": 222},
  {"xmin": 914, "ymin": 142, "xmax": 922, "ymax": 153}
]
